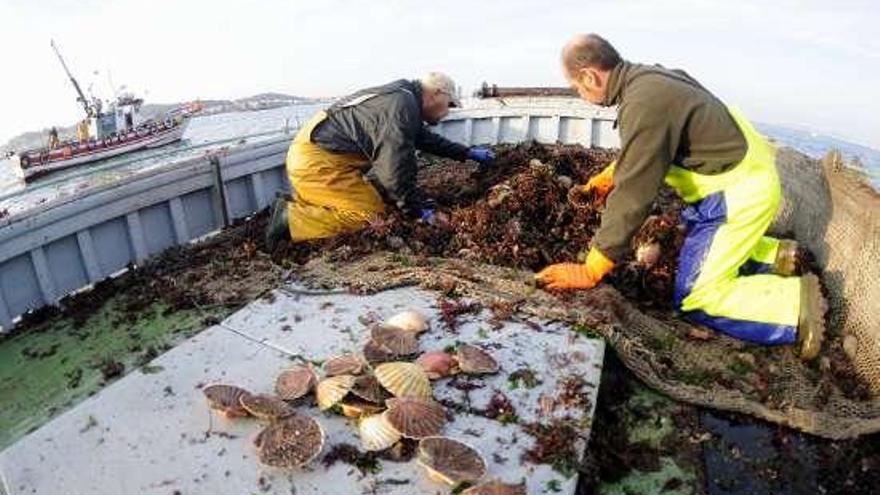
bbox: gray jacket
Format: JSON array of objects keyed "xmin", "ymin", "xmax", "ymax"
[{"xmin": 311, "ymin": 79, "xmax": 470, "ymax": 217}]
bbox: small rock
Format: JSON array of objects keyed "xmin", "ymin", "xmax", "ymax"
[
  {"xmin": 735, "ymin": 352, "xmax": 757, "ymax": 368},
  {"xmin": 556, "ymin": 175, "xmax": 573, "ymax": 189},
  {"xmin": 686, "ymin": 327, "xmax": 713, "ymax": 341},
  {"xmin": 386, "ymin": 236, "xmax": 405, "ymax": 250}
]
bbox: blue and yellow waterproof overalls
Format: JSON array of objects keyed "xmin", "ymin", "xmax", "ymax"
[{"xmin": 665, "ymin": 108, "xmax": 800, "ymax": 344}]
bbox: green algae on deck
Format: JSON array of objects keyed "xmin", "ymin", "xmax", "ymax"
[
  {"xmin": 0, "ymin": 297, "xmax": 225, "ymax": 450},
  {"xmin": 625, "ymin": 388, "xmax": 676, "ymax": 450},
  {"xmin": 599, "ymin": 457, "xmax": 695, "ymax": 495},
  {"xmin": 582, "ymin": 354, "xmax": 704, "ymax": 495}
]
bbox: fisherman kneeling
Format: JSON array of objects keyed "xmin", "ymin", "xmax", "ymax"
[
  {"xmin": 536, "ymin": 34, "xmax": 826, "ymax": 360},
  {"xmin": 266, "ymin": 72, "xmax": 494, "ymax": 248}
]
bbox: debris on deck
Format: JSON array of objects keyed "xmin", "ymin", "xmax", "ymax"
[{"xmin": 0, "ymin": 285, "xmax": 604, "ymax": 494}]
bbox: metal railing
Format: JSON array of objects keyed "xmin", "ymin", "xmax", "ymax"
[{"xmin": 0, "ymin": 97, "xmax": 616, "ymax": 331}]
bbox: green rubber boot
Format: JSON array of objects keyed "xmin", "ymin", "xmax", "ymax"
[
  {"xmin": 265, "ymin": 192, "xmax": 292, "ymax": 251},
  {"xmin": 797, "ymin": 273, "xmax": 827, "ymax": 361},
  {"xmin": 773, "ymin": 239, "xmax": 801, "ymax": 277}
]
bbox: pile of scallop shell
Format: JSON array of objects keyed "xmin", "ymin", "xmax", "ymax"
[{"xmin": 202, "ymin": 310, "xmax": 525, "ymax": 493}]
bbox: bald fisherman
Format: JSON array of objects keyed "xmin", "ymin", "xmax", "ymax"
[
  {"xmin": 536, "ymin": 34, "xmax": 825, "ymax": 359},
  {"xmin": 266, "ymin": 73, "xmax": 494, "ymax": 247}
]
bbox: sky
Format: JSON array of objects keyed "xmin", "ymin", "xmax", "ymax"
[{"xmin": 2, "ymin": 0, "xmax": 879, "ymax": 149}]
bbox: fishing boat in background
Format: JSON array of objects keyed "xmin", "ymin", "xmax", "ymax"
[{"xmin": 0, "ymin": 41, "xmax": 202, "ymax": 191}]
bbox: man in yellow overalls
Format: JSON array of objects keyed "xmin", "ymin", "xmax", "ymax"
[
  {"xmin": 537, "ymin": 34, "xmax": 826, "ymax": 359},
  {"xmin": 266, "ymin": 72, "xmax": 495, "ymax": 247}
]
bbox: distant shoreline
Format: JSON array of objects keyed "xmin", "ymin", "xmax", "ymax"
[
  {"xmin": 1, "ymin": 93, "xmax": 332, "ymax": 154},
  {"xmin": 4, "ymin": 97, "xmax": 877, "ymax": 189}
]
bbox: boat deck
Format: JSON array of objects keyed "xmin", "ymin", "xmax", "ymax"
[{"xmin": 0, "ymin": 283, "xmax": 604, "ymax": 495}]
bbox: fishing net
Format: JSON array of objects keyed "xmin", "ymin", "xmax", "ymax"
[{"xmin": 286, "ymin": 144, "xmax": 880, "ymax": 439}]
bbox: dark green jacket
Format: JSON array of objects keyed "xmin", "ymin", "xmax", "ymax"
[
  {"xmin": 593, "ymin": 61, "xmax": 748, "ymax": 261},
  {"xmin": 311, "ymin": 79, "xmax": 470, "ymax": 217}
]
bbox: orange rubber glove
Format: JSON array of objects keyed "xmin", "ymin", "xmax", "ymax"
[
  {"xmin": 581, "ymin": 161, "xmax": 616, "ymax": 198},
  {"xmin": 535, "ymin": 247, "xmax": 615, "ymax": 290}
]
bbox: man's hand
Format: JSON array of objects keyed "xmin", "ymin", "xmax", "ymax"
[
  {"xmin": 420, "ymin": 208, "xmax": 436, "ymax": 223},
  {"xmin": 420, "ymin": 208, "xmax": 449, "ymax": 227},
  {"xmin": 535, "ymin": 247, "xmax": 615, "ymax": 290},
  {"xmin": 582, "ymin": 161, "xmax": 616, "ymax": 197},
  {"xmin": 467, "ymin": 147, "xmax": 495, "ymax": 164}
]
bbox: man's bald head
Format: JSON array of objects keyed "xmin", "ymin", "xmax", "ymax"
[
  {"xmin": 561, "ymin": 34, "xmax": 621, "ymax": 105},
  {"xmin": 561, "ymin": 33, "xmax": 622, "ymax": 77}
]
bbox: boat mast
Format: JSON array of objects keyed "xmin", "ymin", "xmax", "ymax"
[{"xmin": 50, "ymin": 40, "xmax": 95, "ymax": 117}]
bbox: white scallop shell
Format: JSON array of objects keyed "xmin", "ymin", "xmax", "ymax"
[
  {"xmin": 385, "ymin": 310, "xmax": 430, "ymax": 334},
  {"xmin": 359, "ymin": 413, "xmax": 402, "ymax": 451},
  {"xmin": 316, "ymin": 375, "xmax": 356, "ymax": 410}
]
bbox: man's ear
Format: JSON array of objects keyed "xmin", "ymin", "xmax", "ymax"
[
  {"xmin": 572, "ymin": 67, "xmax": 591, "ymax": 89},
  {"xmin": 583, "ymin": 67, "xmax": 600, "ymax": 90}
]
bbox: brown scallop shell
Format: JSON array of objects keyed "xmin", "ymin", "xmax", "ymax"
[
  {"xmin": 456, "ymin": 344, "xmax": 499, "ymax": 375},
  {"xmin": 203, "ymin": 384, "xmax": 253, "ymax": 418},
  {"xmin": 363, "ymin": 339, "xmax": 397, "ymax": 364},
  {"xmin": 350, "ymin": 373, "xmax": 386, "ymax": 404},
  {"xmin": 340, "ymin": 400, "xmax": 385, "ymax": 419},
  {"xmin": 418, "ymin": 436, "xmax": 487, "ymax": 485},
  {"xmin": 384, "ymin": 397, "xmax": 447, "ymax": 439},
  {"xmin": 239, "ymin": 393, "xmax": 295, "ymax": 421},
  {"xmin": 256, "ymin": 414, "xmax": 325, "ymax": 468},
  {"xmin": 371, "ymin": 324, "xmax": 419, "ymax": 356},
  {"xmin": 275, "ymin": 364, "xmax": 318, "ymax": 401},
  {"xmin": 323, "ymin": 353, "xmax": 367, "ymax": 377},
  {"xmin": 415, "ymin": 351, "xmax": 459, "ymax": 379},
  {"xmin": 385, "ymin": 310, "xmax": 430, "ymax": 334},
  {"xmin": 462, "ymin": 480, "xmax": 528, "ymax": 495}
]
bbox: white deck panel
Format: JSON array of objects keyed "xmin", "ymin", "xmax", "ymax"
[{"xmin": 0, "ymin": 285, "xmax": 604, "ymax": 495}]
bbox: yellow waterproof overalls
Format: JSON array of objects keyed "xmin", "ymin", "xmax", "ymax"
[
  {"xmin": 284, "ymin": 111, "xmax": 386, "ymax": 241},
  {"xmin": 665, "ymin": 107, "xmax": 800, "ymax": 344}
]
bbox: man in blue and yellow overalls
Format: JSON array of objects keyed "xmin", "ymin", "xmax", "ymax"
[{"xmin": 537, "ymin": 34, "xmax": 826, "ymax": 360}]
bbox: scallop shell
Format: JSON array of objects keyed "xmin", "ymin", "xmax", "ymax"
[
  {"xmin": 323, "ymin": 353, "xmax": 367, "ymax": 377},
  {"xmin": 239, "ymin": 393, "xmax": 295, "ymax": 421},
  {"xmin": 462, "ymin": 480, "xmax": 527, "ymax": 495},
  {"xmin": 340, "ymin": 400, "xmax": 385, "ymax": 419},
  {"xmin": 359, "ymin": 413, "xmax": 402, "ymax": 451},
  {"xmin": 256, "ymin": 414, "xmax": 325, "ymax": 467},
  {"xmin": 363, "ymin": 339, "xmax": 396, "ymax": 364},
  {"xmin": 635, "ymin": 242, "xmax": 662, "ymax": 267},
  {"xmin": 316, "ymin": 375, "xmax": 356, "ymax": 410},
  {"xmin": 456, "ymin": 344, "xmax": 499, "ymax": 375},
  {"xmin": 375, "ymin": 362, "xmax": 432, "ymax": 399},
  {"xmin": 253, "ymin": 426, "xmax": 268, "ymax": 449},
  {"xmin": 385, "ymin": 310, "xmax": 430, "ymax": 334},
  {"xmin": 415, "ymin": 351, "xmax": 459, "ymax": 379},
  {"xmin": 203, "ymin": 384, "xmax": 252, "ymax": 418},
  {"xmin": 384, "ymin": 397, "xmax": 447, "ymax": 438},
  {"xmin": 371, "ymin": 324, "xmax": 419, "ymax": 356},
  {"xmin": 418, "ymin": 436, "xmax": 487, "ymax": 485},
  {"xmin": 351, "ymin": 373, "xmax": 386, "ymax": 404},
  {"xmin": 275, "ymin": 364, "xmax": 318, "ymax": 401}
]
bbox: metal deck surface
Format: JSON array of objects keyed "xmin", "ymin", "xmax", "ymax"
[
  {"xmin": 0, "ymin": 96, "xmax": 619, "ymax": 332},
  {"xmin": 0, "ymin": 284, "xmax": 603, "ymax": 494}
]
